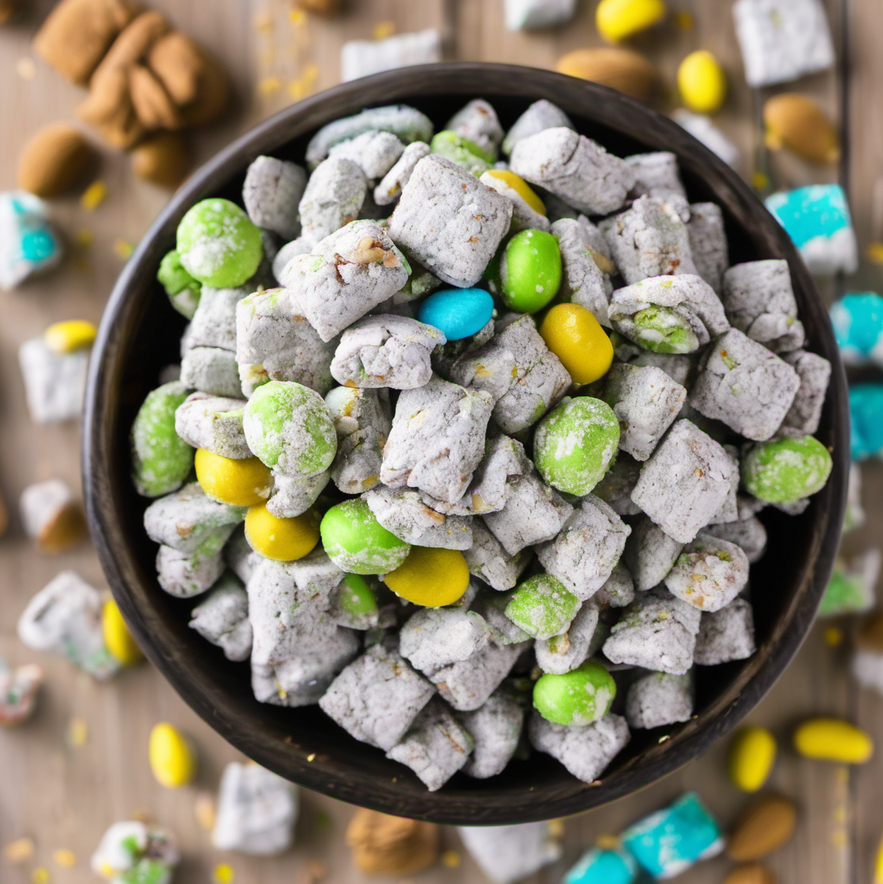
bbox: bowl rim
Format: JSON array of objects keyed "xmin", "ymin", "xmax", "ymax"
[{"xmin": 83, "ymin": 61, "xmax": 849, "ymax": 824}]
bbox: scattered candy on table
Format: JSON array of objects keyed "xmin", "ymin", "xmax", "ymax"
[
  {"xmin": 728, "ymin": 725, "xmax": 778, "ymax": 792},
  {"xmin": 340, "ymin": 29, "xmax": 441, "ymax": 82},
  {"xmin": 91, "ymin": 820, "xmax": 179, "ymax": 884},
  {"xmin": 18, "ymin": 332, "xmax": 90, "ymax": 423},
  {"xmin": 563, "ymin": 837, "xmax": 638, "ymax": 884},
  {"xmin": 0, "ymin": 658, "xmax": 43, "ymax": 726},
  {"xmin": 763, "ymin": 93, "xmax": 840, "ymax": 163},
  {"xmin": 504, "ymin": 0, "xmax": 578, "ymax": 31},
  {"xmin": 19, "ymin": 478, "xmax": 88, "ymax": 554},
  {"xmin": 793, "ymin": 718, "xmax": 874, "ymax": 763},
  {"xmin": 726, "ymin": 793, "xmax": 797, "ymax": 861},
  {"xmin": 555, "ymin": 46, "xmax": 659, "ymax": 101},
  {"xmin": 456, "ymin": 821, "xmax": 562, "ymax": 884},
  {"xmin": 819, "ymin": 549, "xmax": 880, "ymax": 616},
  {"xmin": 849, "ymin": 384, "xmax": 883, "ymax": 460},
  {"xmin": 831, "ymin": 291, "xmax": 883, "ymax": 365},
  {"xmin": 595, "ymin": 0, "xmax": 667, "ymax": 44},
  {"xmin": 677, "ymin": 50, "xmax": 727, "ymax": 114},
  {"xmin": 149, "ymin": 722, "xmax": 197, "ymax": 788},
  {"xmin": 0, "ymin": 191, "xmax": 62, "ymax": 290}
]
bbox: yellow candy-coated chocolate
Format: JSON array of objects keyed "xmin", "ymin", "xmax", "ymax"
[
  {"xmin": 483, "ymin": 169, "xmax": 546, "ymax": 216},
  {"xmin": 384, "ymin": 546, "xmax": 470, "ymax": 607},
  {"xmin": 596, "ymin": 0, "xmax": 666, "ymax": 43},
  {"xmin": 102, "ymin": 598, "xmax": 143, "ymax": 666},
  {"xmin": 245, "ymin": 503, "xmax": 320, "ymax": 561},
  {"xmin": 195, "ymin": 448, "xmax": 272, "ymax": 506},
  {"xmin": 793, "ymin": 717, "xmax": 873, "ymax": 764},
  {"xmin": 149, "ymin": 722, "xmax": 196, "ymax": 787},
  {"xmin": 678, "ymin": 50, "xmax": 727, "ymax": 113},
  {"xmin": 728, "ymin": 725, "xmax": 776, "ymax": 792},
  {"xmin": 539, "ymin": 303, "xmax": 614, "ymax": 385},
  {"xmin": 44, "ymin": 320, "xmax": 97, "ymax": 353}
]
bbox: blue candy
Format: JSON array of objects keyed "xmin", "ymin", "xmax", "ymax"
[
  {"xmin": 849, "ymin": 384, "xmax": 883, "ymax": 460},
  {"xmin": 765, "ymin": 184, "xmax": 857, "ymax": 275},
  {"xmin": 0, "ymin": 191, "xmax": 62, "ymax": 290},
  {"xmin": 621, "ymin": 792, "xmax": 723, "ymax": 879},
  {"xmin": 830, "ymin": 293, "xmax": 883, "ymax": 365},
  {"xmin": 563, "ymin": 843, "xmax": 637, "ymax": 884},
  {"xmin": 417, "ymin": 287, "xmax": 494, "ymax": 340}
]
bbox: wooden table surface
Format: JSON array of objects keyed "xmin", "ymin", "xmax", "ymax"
[{"xmin": 2, "ymin": 1, "xmax": 882, "ymax": 882}]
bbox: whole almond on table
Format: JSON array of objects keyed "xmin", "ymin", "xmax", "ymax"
[
  {"xmin": 17, "ymin": 124, "xmax": 96, "ymax": 198},
  {"xmin": 346, "ymin": 808, "xmax": 439, "ymax": 875},
  {"xmin": 723, "ymin": 863, "xmax": 777, "ymax": 884},
  {"xmin": 726, "ymin": 794, "xmax": 797, "ymax": 862},
  {"xmin": 131, "ymin": 130, "xmax": 190, "ymax": 188},
  {"xmin": 555, "ymin": 47, "xmax": 657, "ymax": 101},
  {"xmin": 763, "ymin": 94, "xmax": 840, "ymax": 163}
]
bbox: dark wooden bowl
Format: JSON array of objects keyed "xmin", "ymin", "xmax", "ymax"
[{"xmin": 83, "ymin": 63, "xmax": 849, "ymax": 825}]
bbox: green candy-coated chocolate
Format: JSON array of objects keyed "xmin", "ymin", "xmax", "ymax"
[
  {"xmin": 430, "ymin": 130, "xmax": 494, "ymax": 176},
  {"xmin": 157, "ymin": 249, "xmax": 201, "ymax": 319},
  {"xmin": 131, "ymin": 381, "xmax": 194, "ymax": 497},
  {"xmin": 628, "ymin": 305, "xmax": 699, "ymax": 354},
  {"xmin": 339, "ymin": 573, "xmax": 379, "ymax": 617},
  {"xmin": 504, "ymin": 573, "xmax": 580, "ymax": 640},
  {"xmin": 243, "ymin": 380, "xmax": 337, "ymax": 478},
  {"xmin": 320, "ymin": 499, "xmax": 411, "ymax": 575},
  {"xmin": 741, "ymin": 435, "xmax": 832, "ymax": 504},
  {"xmin": 177, "ymin": 197, "xmax": 263, "ymax": 288},
  {"xmin": 534, "ymin": 397, "xmax": 620, "ymax": 496},
  {"xmin": 533, "ymin": 660, "xmax": 617, "ymax": 726},
  {"xmin": 499, "ymin": 229, "xmax": 562, "ymax": 314}
]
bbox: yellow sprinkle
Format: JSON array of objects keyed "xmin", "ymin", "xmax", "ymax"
[
  {"xmin": 253, "ymin": 11, "xmax": 273, "ymax": 32},
  {"xmin": 259, "ymin": 76, "xmax": 282, "ymax": 96},
  {"xmin": 866, "ymin": 242, "xmax": 883, "ymax": 264},
  {"xmin": 303, "ymin": 62, "xmax": 319, "ymax": 82},
  {"xmin": 81, "ymin": 180, "xmax": 107, "ymax": 211},
  {"xmin": 113, "ymin": 239, "xmax": 134, "ymax": 260},
  {"xmin": 307, "ymin": 752, "xmax": 316, "ymax": 761},
  {"xmin": 52, "ymin": 849, "xmax": 76, "ymax": 868},
  {"xmin": 289, "ymin": 8, "xmax": 307, "ymax": 26},
  {"xmin": 31, "ymin": 868, "xmax": 50, "ymax": 884},
  {"xmin": 289, "ymin": 79, "xmax": 308, "ymax": 100},
  {"xmin": 45, "ymin": 320, "xmax": 97, "ymax": 354},
  {"xmin": 874, "ymin": 832, "xmax": 883, "ymax": 884},
  {"xmin": 675, "ymin": 11, "xmax": 693, "ymax": 29},
  {"xmin": 831, "ymin": 829, "xmax": 848, "ymax": 848},
  {"xmin": 214, "ymin": 863, "xmax": 235, "ymax": 884},
  {"xmin": 547, "ymin": 818, "xmax": 565, "ymax": 838},
  {"xmin": 259, "ymin": 46, "xmax": 277, "ymax": 65},
  {"xmin": 373, "ymin": 20, "xmax": 396, "ymax": 40},
  {"xmin": 751, "ymin": 171, "xmax": 770, "ymax": 191},
  {"xmin": 67, "ymin": 716, "xmax": 88, "ymax": 747},
  {"xmin": 596, "ymin": 834, "xmax": 621, "ymax": 850},
  {"xmin": 194, "ymin": 792, "xmax": 216, "ymax": 830},
  {"xmin": 3, "ymin": 837, "xmax": 35, "ymax": 864},
  {"xmin": 17, "ymin": 57, "xmax": 37, "ymax": 80},
  {"xmin": 75, "ymin": 229, "xmax": 94, "ymax": 248},
  {"xmin": 441, "ymin": 850, "xmax": 461, "ymax": 868},
  {"xmin": 824, "ymin": 626, "xmax": 844, "ymax": 647},
  {"xmin": 100, "ymin": 861, "xmax": 115, "ymax": 877}
]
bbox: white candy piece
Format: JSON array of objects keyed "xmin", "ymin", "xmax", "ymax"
[
  {"xmin": 340, "ymin": 29, "xmax": 441, "ymax": 82},
  {"xmin": 504, "ymin": 0, "xmax": 578, "ymax": 30},
  {"xmin": 19, "ymin": 336, "xmax": 88, "ymax": 423},
  {"xmin": 91, "ymin": 821, "xmax": 179, "ymax": 883},
  {"xmin": 457, "ymin": 821, "xmax": 563, "ymax": 884}
]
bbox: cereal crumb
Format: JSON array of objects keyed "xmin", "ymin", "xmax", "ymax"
[
  {"xmin": 314, "ymin": 810, "xmax": 331, "ymax": 830},
  {"xmin": 751, "ymin": 171, "xmax": 770, "ymax": 192},
  {"xmin": 3, "ymin": 837, "xmax": 35, "ymax": 864},
  {"xmin": 373, "ymin": 20, "xmax": 396, "ymax": 40},
  {"xmin": 52, "ymin": 849, "xmax": 75, "ymax": 867},
  {"xmin": 194, "ymin": 792, "xmax": 216, "ymax": 830},
  {"xmin": 676, "ymin": 11, "xmax": 693, "ymax": 29},
  {"xmin": 75, "ymin": 229, "xmax": 94, "ymax": 248},
  {"xmin": 113, "ymin": 240, "xmax": 134, "ymax": 260},
  {"xmin": 66, "ymin": 716, "xmax": 88, "ymax": 747},
  {"xmin": 866, "ymin": 242, "xmax": 883, "ymax": 264},
  {"xmin": 289, "ymin": 8, "xmax": 307, "ymax": 25},
  {"xmin": 31, "ymin": 868, "xmax": 50, "ymax": 884},
  {"xmin": 824, "ymin": 626, "xmax": 843, "ymax": 647},
  {"xmin": 253, "ymin": 11, "xmax": 273, "ymax": 32},
  {"xmin": 81, "ymin": 180, "xmax": 107, "ymax": 211},
  {"xmin": 259, "ymin": 76, "xmax": 282, "ymax": 96},
  {"xmin": 441, "ymin": 849, "xmax": 460, "ymax": 868}
]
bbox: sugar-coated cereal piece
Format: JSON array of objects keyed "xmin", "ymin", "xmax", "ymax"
[
  {"xmin": 552, "ymin": 217, "xmax": 613, "ymax": 326},
  {"xmin": 266, "ymin": 469, "xmax": 328, "ymax": 520},
  {"xmin": 327, "ymin": 130, "xmax": 406, "ymax": 180},
  {"xmin": 319, "ymin": 645, "xmax": 436, "ymax": 750},
  {"xmin": 177, "ymin": 198, "xmax": 263, "ymax": 288},
  {"xmin": 450, "ymin": 315, "xmax": 571, "ymax": 434},
  {"xmin": 503, "ymin": 100, "xmax": 575, "ymax": 157},
  {"xmin": 373, "ymin": 141, "xmax": 431, "ymax": 206},
  {"xmin": 156, "ymin": 543, "xmax": 224, "ymax": 598},
  {"xmin": 704, "ymin": 515, "xmax": 767, "ymax": 564},
  {"xmin": 563, "ymin": 842, "xmax": 639, "ymax": 884},
  {"xmin": 626, "ymin": 671, "xmax": 694, "ymax": 729},
  {"xmin": 470, "ymin": 588, "xmax": 532, "ymax": 645},
  {"xmin": 19, "ymin": 334, "xmax": 88, "ymax": 423},
  {"xmin": 175, "ymin": 392, "xmax": 249, "ymax": 458},
  {"xmin": 382, "ymin": 375, "xmax": 494, "ymax": 504},
  {"xmin": 818, "ymin": 549, "xmax": 880, "ymax": 616},
  {"xmin": 457, "ymin": 821, "xmax": 563, "ymax": 884},
  {"xmin": 158, "ymin": 249, "xmax": 201, "ymax": 318},
  {"xmin": 626, "ymin": 151, "xmax": 690, "ymax": 222},
  {"xmin": 831, "ymin": 292, "xmax": 883, "ymax": 366},
  {"xmin": 630, "ymin": 351, "xmax": 694, "ymax": 388},
  {"xmin": 687, "ymin": 202, "xmax": 729, "ymax": 293},
  {"xmin": 417, "ymin": 288, "xmax": 495, "ymax": 342},
  {"xmin": 224, "ymin": 525, "xmax": 261, "ymax": 584},
  {"xmin": 0, "ymin": 191, "xmax": 62, "ymax": 290},
  {"xmin": 18, "ymin": 570, "xmax": 120, "ymax": 680},
  {"xmin": 631, "ymin": 420, "xmax": 736, "ymax": 543},
  {"xmin": 601, "ymin": 196, "xmax": 698, "ymax": 286},
  {"xmin": 0, "ymin": 659, "xmax": 43, "ymax": 726},
  {"xmin": 533, "ymin": 660, "xmax": 616, "ymax": 726},
  {"xmin": 321, "ymin": 498, "xmax": 411, "ymax": 575},
  {"xmin": 780, "ymin": 350, "xmax": 831, "ymax": 436},
  {"xmin": 459, "ymin": 684, "xmax": 528, "ymax": 779},
  {"xmin": 463, "ymin": 521, "xmax": 531, "ymax": 591},
  {"xmin": 504, "ymin": 0, "xmax": 578, "ymax": 30},
  {"xmin": 272, "ymin": 237, "xmax": 313, "ymax": 285},
  {"xmin": 623, "ymin": 516, "xmax": 685, "ymax": 591},
  {"xmin": 91, "ymin": 821, "xmax": 179, "ymax": 884},
  {"xmin": 189, "ymin": 573, "xmax": 252, "ymax": 662},
  {"xmin": 765, "ymin": 184, "xmax": 857, "ymax": 275},
  {"xmin": 212, "ymin": 761, "xmax": 298, "ymax": 855},
  {"xmin": 593, "ymin": 455, "xmax": 643, "ymax": 516},
  {"xmin": 330, "ymin": 314, "xmax": 446, "ymax": 389},
  {"xmin": 595, "ymin": 566, "xmax": 636, "ymax": 608},
  {"xmin": 365, "ymin": 486, "xmax": 473, "ymax": 549},
  {"xmin": 479, "ymin": 170, "xmax": 551, "ymax": 233},
  {"xmin": 535, "ymin": 600, "xmax": 600, "ymax": 674},
  {"xmin": 19, "ymin": 477, "xmax": 87, "ymax": 554},
  {"xmin": 694, "ymin": 597, "xmax": 756, "ymax": 665},
  {"xmin": 297, "ymin": 157, "xmax": 367, "ymax": 245},
  {"xmin": 671, "ymin": 109, "xmax": 740, "ymax": 166},
  {"xmin": 445, "ymin": 99, "xmax": 504, "ymax": 158},
  {"xmin": 621, "ymin": 792, "xmax": 724, "ymax": 877},
  {"xmin": 329, "ymin": 574, "xmax": 380, "ymax": 630},
  {"xmin": 665, "ymin": 532, "xmax": 750, "ymax": 611},
  {"xmin": 540, "ymin": 304, "xmax": 614, "ymax": 385},
  {"xmin": 180, "ymin": 346, "xmax": 242, "ymax": 397},
  {"xmin": 399, "ymin": 607, "xmax": 491, "ymax": 674},
  {"xmin": 285, "ymin": 220, "xmax": 410, "ymax": 341},
  {"xmin": 387, "ymin": 155, "xmax": 513, "ymax": 288},
  {"xmin": 187, "ymin": 286, "xmax": 244, "ymax": 352},
  {"xmin": 498, "ymin": 228, "xmax": 562, "ymax": 313},
  {"xmin": 537, "ymin": 496, "xmax": 631, "ymax": 601},
  {"xmin": 340, "ymin": 28, "xmax": 442, "ymax": 82},
  {"xmin": 733, "ymin": 0, "xmax": 834, "ymax": 87},
  {"xmin": 529, "ymin": 710, "xmax": 630, "ymax": 783},
  {"xmin": 505, "ymin": 573, "xmax": 581, "ymax": 640},
  {"xmin": 325, "ymin": 386, "xmax": 390, "ymax": 495},
  {"xmin": 243, "ymin": 155, "xmax": 307, "ymax": 241},
  {"xmin": 510, "ymin": 127, "xmax": 635, "ymax": 215},
  {"xmin": 602, "ymin": 587, "xmax": 701, "ymax": 674},
  {"xmin": 742, "ymin": 435, "xmax": 832, "ymax": 504}
]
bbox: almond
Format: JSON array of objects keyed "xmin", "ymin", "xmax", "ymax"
[
  {"xmin": 129, "ymin": 64, "xmax": 182, "ymax": 130},
  {"xmin": 723, "ymin": 863, "xmax": 777, "ymax": 884},
  {"xmin": 857, "ymin": 610, "xmax": 883, "ymax": 653},
  {"xmin": 346, "ymin": 809, "xmax": 438, "ymax": 875},
  {"xmin": 17, "ymin": 123, "xmax": 96, "ymax": 198},
  {"xmin": 556, "ymin": 47, "xmax": 657, "ymax": 102},
  {"xmin": 763, "ymin": 93, "xmax": 840, "ymax": 163},
  {"xmin": 727, "ymin": 794, "xmax": 797, "ymax": 861},
  {"xmin": 131, "ymin": 131, "xmax": 190, "ymax": 188}
]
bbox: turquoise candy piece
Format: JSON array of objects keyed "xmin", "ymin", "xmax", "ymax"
[
  {"xmin": 621, "ymin": 792, "xmax": 723, "ymax": 878},
  {"xmin": 830, "ymin": 293, "xmax": 883, "ymax": 365},
  {"xmin": 850, "ymin": 384, "xmax": 883, "ymax": 460},
  {"xmin": 741, "ymin": 435, "xmax": 833, "ymax": 503},
  {"xmin": 563, "ymin": 844, "xmax": 638, "ymax": 884},
  {"xmin": 417, "ymin": 288, "xmax": 494, "ymax": 341},
  {"xmin": 0, "ymin": 191, "xmax": 63, "ymax": 290}
]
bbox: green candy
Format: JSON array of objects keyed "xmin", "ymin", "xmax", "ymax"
[
  {"xmin": 534, "ymin": 397, "xmax": 620, "ymax": 496},
  {"xmin": 177, "ymin": 197, "xmax": 263, "ymax": 288},
  {"xmin": 243, "ymin": 381, "xmax": 337, "ymax": 478},
  {"xmin": 339, "ymin": 573, "xmax": 379, "ymax": 617},
  {"xmin": 157, "ymin": 249, "xmax": 201, "ymax": 318},
  {"xmin": 498, "ymin": 229, "xmax": 562, "ymax": 313},
  {"xmin": 533, "ymin": 661, "xmax": 617, "ymax": 726},
  {"xmin": 131, "ymin": 381, "xmax": 194, "ymax": 498},
  {"xmin": 504, "ymin": 573, "xmax": 580, "ymax": 640},
  {"xmin": 741, "ymin": 435, "xmax": 832, "ymax": 504},
  {"xmin": 320, "ymin": 499, "xmax": 411, "ymax": 575},
  {"xmin": 627, "ymin": 305, "xmax": 699, "ymax": 354},
  {"xmin": 430, "ymin": 130, "xmax": 494, "ymax": 176}
]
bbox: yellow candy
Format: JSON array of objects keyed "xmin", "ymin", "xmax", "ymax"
[
  {"xmin": 483, "ymin": 170, "xmax": 546, "ymax": 216},
  {"xmin": 596, "ymin": 0, "xmax": 666, "ymax": 43},
  {"xmin": 727, "ymin": 725, "xmax": 776, "ymax": 792},
  {"xmin": 149, "ymin": 722, "xmax": 196, "ymax": 787},
  {"xmin": 678, "ymin": 50, "xmax": 727, "ymax": 114},
  {"xmin": 102, "ymin": 598, "xmax": 143, "ymax": 666},
  {"xmin": 793, "ymin": 717, "xmax": 873, "ymax": 763},
  {"xmin": 384, "ymin": 546, "xmax": 470, "ymax": 607},
  {"xmin": 44, "ymin": 319, "xmax": 98, "ymax": 353},
  {"xmin": 539, "ymin": 303, "xmax": 614, "ymax": 385},
  {"xmin": 195, "ymin": 448, "xmax": 272, "ymax": 506},
  {"xmin": 875, "ymin": 832, "xmax": 883, "ymax": 884},
  {"xmin": 245, "ymin": 503, "xmax": 320, "ymax": 561}
]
